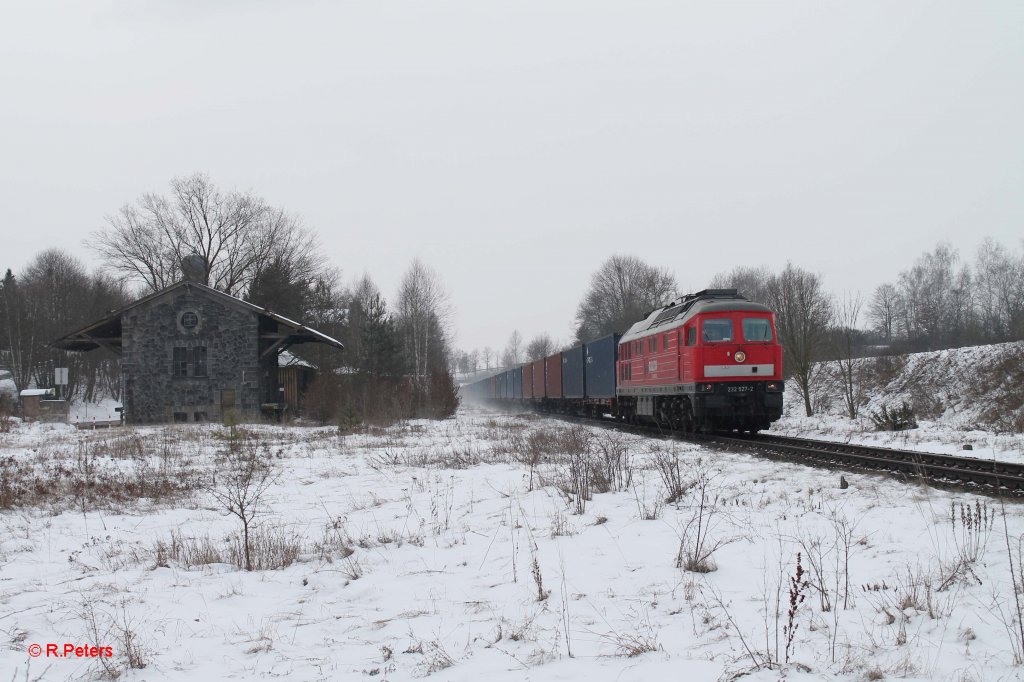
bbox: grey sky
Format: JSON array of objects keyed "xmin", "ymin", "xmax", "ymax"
[{"xmin": 2, "ymin": 1, "xmax": 1021, "ymax": 354}]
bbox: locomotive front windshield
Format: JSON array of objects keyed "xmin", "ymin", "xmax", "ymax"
[
  {"xmin": 702, "ymin": 319, "xmax": 733, "ymax": 342},
  {"xmin": 742, "ymin": 318, "xmax": 773, "ymax": 342}
]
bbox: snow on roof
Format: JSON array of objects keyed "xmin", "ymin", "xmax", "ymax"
[
  {"xmin": 278, "ymin": 350, "xmax": 317, "ymax": 369},
  {"xmin": 20, "ymin": 388, "xmax": 55, "ymax": 397}
]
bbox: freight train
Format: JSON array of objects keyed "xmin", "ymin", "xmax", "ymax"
[{"xmin": 465, "ymin": 289, "xmax": 784, "ymax": 433}]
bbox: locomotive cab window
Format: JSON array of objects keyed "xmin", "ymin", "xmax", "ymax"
[
  {"xmin": 742, "ymin": 318, "xmax": 773, "ymax": 342},
  {"xmin": 686, "ymin": 326, "xmax": 696, "ymax": 346},
  {"xmin": 702, "ymin": 319, "xmax": 733, "ymax": 342}
]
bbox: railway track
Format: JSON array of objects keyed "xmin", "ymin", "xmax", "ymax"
[
  {"xmin": 704, "ymin": 432, "xmax": 1024, "ymax": 497},
  {"xmin": 549, "ymin": 411, "xmax": 1024, "ymax": 497}
]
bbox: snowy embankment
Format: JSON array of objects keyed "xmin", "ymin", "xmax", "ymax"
[
  {"xmin": 773, "ymin": 341, "xmax": 1024, "ymax": 464},
  {"xmin": 3, "ymin": 408, "xmax": 1024, "ymax": 681}
]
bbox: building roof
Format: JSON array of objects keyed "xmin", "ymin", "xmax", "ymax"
[
  {"xmin": 20, "ymin": 388, "xmax": 55, "ymax": 397},
  {"xmin": 50, "ymin": 280, "xmax": 344, "ymax": 354}
]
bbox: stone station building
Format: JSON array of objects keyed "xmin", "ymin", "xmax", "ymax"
[{"xmin": 52, "ymin": 279, "xmax": 343, "ymax": 424}]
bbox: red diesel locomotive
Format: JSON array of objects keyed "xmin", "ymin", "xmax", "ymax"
[
  {"xmin": 615, "ymin": 289, "xmax": 783, "ymax": 432},
  {"xmin": 468, "ymin": 289, "xmax": 784, "ymax": 433}
]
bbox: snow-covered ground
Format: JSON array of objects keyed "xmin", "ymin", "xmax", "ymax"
[
  {"xmin": 772, "ymin": 411, "xmax": 1024, "ymax": 464},
  {"xmin": 68, "ymin": 398, "xmax": 122, "ymax": 424},
  {"xmin": 775, "ymin": 341, "xmax": 1024, "ymax": 464},
  {"xmin": 4, "ymin": 406, "xmax": 1024, "ymax": 681}
]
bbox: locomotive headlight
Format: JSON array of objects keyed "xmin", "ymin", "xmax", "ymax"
[
  {"xmin": 696, "ymin": 383, "xmax": 714, "ymax": 393},
  {"xmin": 766, "ymin": 382, "xmax": 783, "ymax": 393},
  {"xmin": 734, "ymin": 351, "xmax": 746, "ymax": 363}
]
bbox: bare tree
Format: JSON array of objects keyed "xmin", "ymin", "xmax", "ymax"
[
  {"xmin": 455, "ymin": 350, "xmax": 471, "ymax": 375},
  {"xmin": 395, "ymin": 259, "xmax": 459, "ymax": 417},
  {"xmin": 395, "ymin": 258, "xmax": 453, "ymax": 381},
  {"xmin": 525, "ymin": 333, "xmax": 555, "ymax": 362},
  {"xmin": 482, "ymin": 346, "xmax": 493, "ymax": 370},
  {"xmin": 503, "ymin": 330, "xmax": 523, "ymax": 367},
  {"xmin": 765, "ymin": 264, "xmax": 834, "ymax": 417},
  {"xmin": 91, "ymin": 173, "xmax": 322, "ymax": 296},
  {"xmin": 974, "ymin": 238, "xmax": 1024, "ymax": 342},
  {"xmin": 897, "ymin": 243, "xmax": 971, "ymax": 349},
  {"xmin": 831, "ymin": 292, "xmax": 864, "ymax": 419},
  {"xmin": 574, "ymin": 255, "xmax": 677, "ymax": 342},
  {"xmin": 709, "ymin": 265, "xmax": 773, "ymax": 305},
  {"xmin": 209, "ymin": 436, "xmax": 278, "ymax": 572},
  {"xmin": 867, "ymin": 283, "xmax": 900, "ymax": 344}
]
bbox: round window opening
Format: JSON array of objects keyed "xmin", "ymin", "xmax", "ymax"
[{"xmin": 181, "ymin": 312, "xmax": 199, "ymax": 329}]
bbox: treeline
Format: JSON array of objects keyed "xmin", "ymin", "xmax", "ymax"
[
  {"xmin": 297, "ymin": 262, "xmax": 460, "ymax": 426},
  {"xmin": 0, "ymin": 252, "xmax": 129, "ymax": 401},
  {"xmin": 0, "ymin": 174, "xmax": 459, "ymax": 424},
  {"xmin": 865, "ymin": 239, "xmax": 1024, "ymax": 351},
  {"xmin": 465, "ymin": 238, "xmax": 1024, "ymax": 419}
]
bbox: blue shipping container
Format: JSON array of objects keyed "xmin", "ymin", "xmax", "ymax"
[
  {"xmin": 562, "ymin": 346, "xmax": 585, "ymax": 398},
  {"xmin": 584, "ymin": 334, "xmax": 620, "ymax": 399}
]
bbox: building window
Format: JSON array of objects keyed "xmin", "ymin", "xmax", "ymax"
[
  {"xmin": 173, "ymin": 412, "xmax": 188, "ymax": 423},
  {"xmin": 192, "ymin": 347, "xmax": 207, "ymax": 377},
  {"xmin": 173, "ymin": 347, "xmax": 188, "ymax": 377},
  {"xmin": 172, "ymin": 346, "xmax": 208, "ymax": 377},
  {"xmin": 180, "ymin": 311, "xmax": 199, "ymax": 329}
]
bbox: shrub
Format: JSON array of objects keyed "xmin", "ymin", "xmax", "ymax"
[
  {"xmin": 1, "ymin": 439, "xmax": 201, "ymax": 511},
  {"xmin": 155, "ymin": 526, "xmax": 304, "ymax": 571},
  {"xmin": 427, "ymin": 368, "xmax": 461, "ymax": 419},
  {"xmin": 870, "ymin": 402, "xmax": 918, "ymax": 431},
  {"xmin": 209, "ymin": 435, "xmax": 279, "ymax": 571}
]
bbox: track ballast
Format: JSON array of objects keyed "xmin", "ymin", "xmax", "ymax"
[
  {"xmin": 546, "ymin": 410, "xmax": 1024, "ymax": 497},
  {"xmin": 705, "ymin": 432, "xmax": 1024, "ymax": 497}
]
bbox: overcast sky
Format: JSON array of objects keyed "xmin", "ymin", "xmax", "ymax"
[{"xmin": 2, "ymin": 1, "xmax": 1021, "ymax": 354}]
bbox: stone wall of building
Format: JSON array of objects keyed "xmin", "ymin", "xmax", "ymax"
[{"xmin": 120, "ymin": 285, "xmax": 261, "ymax": 423}]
